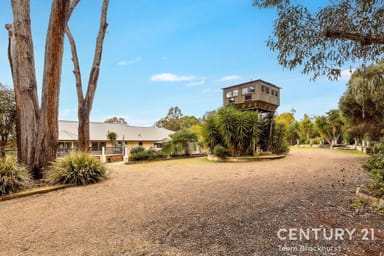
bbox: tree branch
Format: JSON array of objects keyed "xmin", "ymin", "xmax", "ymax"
[
  {"xmin": 85, "ymin": 0, "xmax": 109, "ymax": 110},
  {"xmin": 65, "ymin": 25, "xmax": 84, "ymax": 105},
  {"xmin": 64, "ymin": 0, "xmax": 81, "ymax": 105},
  {"xmin": 67, "ymin": 0, "xmax": 80, "ymax": 20},
  {"xmin": 324, "ymin": 29, "xmax": 384, "ymax": 46}
]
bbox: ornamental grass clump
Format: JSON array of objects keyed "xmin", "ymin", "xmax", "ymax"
[
  {"xmin": 0, "ymin": 156, "xmax": 32, "ymax": 196},
  {"xmin": 46, "ymin": 152, "xmax": 107, "ymax": 185}
]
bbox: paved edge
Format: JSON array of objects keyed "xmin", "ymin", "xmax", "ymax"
[
  {"xmin": 0, "ymin": 184, "xmax": 74, "ymax": 202},
  {"xmin": 356, "ymin": 187, "xmax": 384, "ymax": 208}
]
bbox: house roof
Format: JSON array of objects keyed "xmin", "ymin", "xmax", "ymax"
[
  {"xmin": 222, "ymin": 79, "xmax": 281, "ymax": 90},
  {"xmin": 59, "ymin": 120, "xmax": 174, "ymax": 142}
]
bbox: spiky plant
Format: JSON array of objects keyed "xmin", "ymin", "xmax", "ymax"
[
  {"xmin": 46, "ymin": 152, "xmax": 107, "ymax": 185},
  {"xmin": 0, "ymin": 156, "xmax": 32, "ymax": 196}
]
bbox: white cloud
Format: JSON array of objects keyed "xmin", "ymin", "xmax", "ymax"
[
  {"xmin": 340, "ymin": 69, "xmax": 354, "ymax": 81},
  {"xmin": 150, "ymin": 73, "xmax": 195, "ymax": 82},
  {"xmin": 219, "ymin": 75, "xmax": 240, "ymax": 81},
  {"xmin": 116, "ymin": 56, "xmax": 142, "ymax": 66}
]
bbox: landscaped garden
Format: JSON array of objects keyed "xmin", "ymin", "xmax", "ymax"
[
  {"xmin": 1, "ymin": 148, "xmax": 382, "ymax": 255},
  {"xmin": 1, "ymin": 1, "xmax": 384, "ymax": 254}
]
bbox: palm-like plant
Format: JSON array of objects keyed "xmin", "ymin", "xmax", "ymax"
[
  {"xmin": 217, "ymin": 107, "xmax": 239, "ymax": 155},
  {"xmin": 201, "ymin": 112, "xmax": 222, "ymax": 152},
  {"xmin": 106, "ymin": 131, "xmax": 117, "ymax": 146}
]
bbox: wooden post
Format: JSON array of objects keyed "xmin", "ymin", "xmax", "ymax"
[{"xmin": 101, "ymin": 146, "xmax": 106, "ymax": 163}]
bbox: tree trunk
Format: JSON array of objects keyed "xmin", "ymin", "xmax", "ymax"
[
  {"xmin": 78, "ymin": 106, "xmax": 90, "ymax": 152},
  {"xmin": 267, "ymin": 112, "xmax": 274, "ymax": 151},
  {"xmin": 33, "ymin": 0, "xmax": 70, "ymax": 176},
  {"xmin": 7, "ymin": 1, "xmax": 39, "ymax": 168},
  {"xmin": 0, "ymin": 135, "xmax": 7, "ymax": 158},
  {"xmin": 66, "ymin": 0, "xmax": 109, "ymax": 153}
]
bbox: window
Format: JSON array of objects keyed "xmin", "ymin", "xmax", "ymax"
[
  {"xmin": 245, "ymin": 95, "xmax": 252, "ymax": 101},
  {"xmin": 261, "ymin": 85, "xmax": 265, "ymax": 93},
  {"xmin": 233, "ymin": 90, "xmax": 239, "ymax": 96},
  {"xmin": 266, "ymin": 87, "xmax": 270, "ymax": 94},
  {"xmin": 275, "ymin": 91, "xmax": 278, "ymax": 97},
  {"xmin": 249, "ymin": 86, "xmax": 255, "ymax": 92},
  {"xmin": 229, "ymin": 97, "xmax": 235, "ymax": 104},
  {"xmin": 226, "ymin": 91, "xmax": 233, "ymax": 98},
  {"xmin": 242, "ymin": 87, "xmax": 248, "ymax": 95},
  {"xmin": 271, "ymin": 90, "xmax": 275, "ymax": 96},
  {"xmin": 139, "ymin": 141, "xmax": 143, "ymax": 146}
]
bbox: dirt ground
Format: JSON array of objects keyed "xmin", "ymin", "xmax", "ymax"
[{"xmin": 0, "ymin": 149, "xmax": 383, "ymax": 256}]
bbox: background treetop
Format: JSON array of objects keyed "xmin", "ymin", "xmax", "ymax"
[
  {"xmin": 253, "ymin": 0, "xmax": 384, "ymax": 80},
  {"xmin": 154, "ymin": 106, "xmax": 200, "ymax": 131},
  {"xmin": 104, "ymin": 116, "xmax": 128, "ymax": 124}
]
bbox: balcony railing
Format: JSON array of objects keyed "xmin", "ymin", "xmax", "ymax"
[{"xmin": 57, "ymin": 146, "xmax": 124, "ymax": 157}]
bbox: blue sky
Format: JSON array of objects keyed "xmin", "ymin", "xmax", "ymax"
[{"xmin": 0, "ymin": 0, "xmax": 351, "ymax": 126}]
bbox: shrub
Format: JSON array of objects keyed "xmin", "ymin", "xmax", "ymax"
[
  {"xmin": 363, "ymin": 141, "xmax": 384, "ymax": 198},
  {"xmin": 130, "ymin": 146, "xmax": 145, "ymax": 155},
  {"xmin": 0, "ymin": 156, "xmax": 32, "ymax": 196},
  {"xmin": 129, "ymin": 146, "xmax": 168, "ymax": 161},
  {"xmin": 271, "ymin": 123, "xmax": 290, "ymax": 155},
  {"xmin": 46, "ymin": 152, "xmax": 107, "ymax": 185},
  {"xmin": 129, "ymin": 146, "xmax": 149, "ymax": 161},
  {"xmin": 213, "ymin": 145, "xmax": 231, "ymax": 159}
]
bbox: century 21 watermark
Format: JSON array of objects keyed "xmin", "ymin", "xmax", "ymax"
[{"xmin": 277, "ymin": 227, "xmax": 376, "ymax": 241}]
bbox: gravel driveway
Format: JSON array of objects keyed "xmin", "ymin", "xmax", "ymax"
[{"xmin": 0, "ymin": 149, "xmax": 383, "ymax": 255}]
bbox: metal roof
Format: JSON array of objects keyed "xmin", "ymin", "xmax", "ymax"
[
  {"xmin": 222, "ymin": 79, "xmax": 281, "ymax": 90},
  {"xmin": 59, "ymin": 120, "xmax": 174, "ymax": 142}
]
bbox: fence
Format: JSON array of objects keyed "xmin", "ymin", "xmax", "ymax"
[{"xmin": 57, "ymin": 146, "xmax": 128, "ymax": 163}]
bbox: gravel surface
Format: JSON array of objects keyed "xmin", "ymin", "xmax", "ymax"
[{"xmin": 0, "ymin": 149, "xmax": 383, "ymax": 255}]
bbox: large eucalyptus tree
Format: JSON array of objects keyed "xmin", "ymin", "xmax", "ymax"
[{"xmin": 254, "ymin": 0, "xmax": 384, "ymax": 80}]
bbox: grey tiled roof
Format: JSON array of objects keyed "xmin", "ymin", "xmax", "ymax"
[{"xmin": 59, "ymin": 120, "xmax": 173, "ymax": 142}]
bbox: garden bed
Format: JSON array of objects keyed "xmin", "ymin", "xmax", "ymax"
[
  {"xmin": 126, "ymin": 153, "xmax": 207, "ymax": 164},
  {"xmin": 355, "ymin": 187, "xmax": 384, "ymax": 208},
  {"xmin": 207, "ymin": 154, "xmax": 286, "ymax": 162}
]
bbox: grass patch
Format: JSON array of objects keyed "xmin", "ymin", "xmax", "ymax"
[
  {"xmin": 334, "ymin": 148, "xmax": 367, "ymax": 157},
  {"xmin": 289, "ymin": 146, "xmax": 323, "ymax": 150}
]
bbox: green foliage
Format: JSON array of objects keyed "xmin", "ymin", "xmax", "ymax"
[
  {"xmin": 314, "ymin": 110, "xmax": 345, "ymax": 145},
  {"xmin": 202, "ymin": 107, "xmax": 261, "ymax": 156},
  {"xmin": 363, "ymin": 141, "xmax": 384, "ymax": 198},
  {"xmin": 202, "ymin": 107, "xmax": 291, "ymax": 155},
  {"xmin": 0, "ymin": 156, "xmax": 32, "ymax": 196},
  {"xmin": 314, "ymin": 116, "xmax": 332, "ymax": 144},
  {"xmin": 0, "ymin": 84, "xmax": 16, "ymax": 157},
  {"xmin": 104, "ymin": 116, "xmax": 128, "ymax": 124},
  {"xmin": 106, "ymin": 131, "xmax": 117, "ymax": 142},
  {"xmin": 201, "ymin": 111, "xmax": 222, "ymax": 151},
  {"xmin": 254, "ymin": 0, "xmax": 384, "ymax": 80},
  {"xmin": 130, "ymin": 146, "xmax": 145, "ymax": 155},
  {"xmin": 170, "ymin": 129, "xmax": 198, "ymax": 155},
  {"xmin": 259, "ymin": 112, "xmax": 273, "ymax": 151},
  {"xmin": 218, "ymin": 107, "xmax": 261, "ymax": 155},
  {"xmin": 271, "ymin": 123, "xmax": 290, "ymax": 155},
  {"xmin": 213, "ymin": 145, "xmax": 231, "ymax": 159},
  {"xmin": 129, "ymin": 146, "xmax": 148, "ymax": 161},
  {"xmin": 339, "ymin": 62, "xmax": 384, "ymax": 141},
  {"xmin": 154, "ymin": 106, "xmax": 201, "ymax": 131},
  {"xmin": 129, "ymin": 146, "xmax": 167, "ymax": 161},
  {"xmin": 46, "ymin": 152, "xmax": 107, "ymax": 185},
  {"xmin": 297, "ymin": 114, "xmax": 315, "ymax": 143}
]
